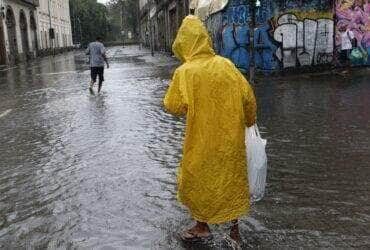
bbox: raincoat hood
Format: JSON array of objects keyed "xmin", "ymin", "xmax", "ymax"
[{"xmin": 172, "ymin": 15, "xmax": 215, "ymax": 62}]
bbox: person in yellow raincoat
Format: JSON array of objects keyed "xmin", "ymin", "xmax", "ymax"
[{"xmin": 163, "ymin": 15, "xmax": 257, "ymax": 242}]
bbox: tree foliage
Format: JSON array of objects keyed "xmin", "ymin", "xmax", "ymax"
[
  {"xmin": 106, "ymin": 0, "xmax": 139, "ymax": 41},
  {"xmin": 70, "ymin": 0, "xmax": 139, "ymax": 46},
  {"xmin": 70, "ymin": 0, "xmax": 110, "ymax": 47}
]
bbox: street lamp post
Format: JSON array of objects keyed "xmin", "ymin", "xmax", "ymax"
[
  {"xmin": 137, "ymin": 0, "xmax": 141, "ymax": 49},
  {"xmin": 47, "ymin": 0, "xmax": 55, "ymax": 55},
  {"xmin": 149, "ymin": 1, "xmax": 155, "ymax": 57},
  {"xmin": 121, "ymin": 0, "xmax": 125, "ymax": 48},
  {"xmin": 249, "ymin": 0, "xmax": 256, "ymax": 84}
]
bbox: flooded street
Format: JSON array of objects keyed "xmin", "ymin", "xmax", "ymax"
[{"xmin": 0, "ymin": 46, "xmax": 369, "ymax": 249}]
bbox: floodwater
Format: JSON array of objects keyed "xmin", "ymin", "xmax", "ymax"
[{"xmin": 0, "ymin": 46, "xmax": 369, "ymax": 249}]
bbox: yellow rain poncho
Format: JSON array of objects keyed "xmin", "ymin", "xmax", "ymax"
[{"xmin": 164, "ymin": 16, "xmax": 257, "ymax": 224}]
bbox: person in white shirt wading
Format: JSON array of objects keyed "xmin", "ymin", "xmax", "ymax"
[{"xmin": 86, "ymin": 37, "xmax": 109, "ymax": 93}]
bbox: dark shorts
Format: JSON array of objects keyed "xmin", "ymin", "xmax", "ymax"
[
  {"xmin": 340, "ymin": 49, "xmax": 351, "ymax": 64},
  {"xmin": 91, "ymin": 67, "xmax": 104, "ymax": 82}
]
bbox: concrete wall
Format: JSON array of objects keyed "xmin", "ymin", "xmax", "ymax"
[{"xmin": 204, "ymin": 0, "xmax": 369, "ymax": 73}]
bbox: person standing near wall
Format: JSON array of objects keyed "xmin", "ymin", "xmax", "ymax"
[{"xmin": 339, "ymin": 24, "xmax": 355, "ymax": 74}]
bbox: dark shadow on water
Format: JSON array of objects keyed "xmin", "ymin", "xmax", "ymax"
[{"xmin": 89, "ymin": 87, "xmax": 95, "ymax": 96}]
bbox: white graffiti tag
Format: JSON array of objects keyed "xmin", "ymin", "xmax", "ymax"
[{"xmin": 273, "ymin": 14, "xmax": 334, "ymax": 68}]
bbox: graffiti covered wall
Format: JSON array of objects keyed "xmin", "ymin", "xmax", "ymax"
[
  {"xmin": 205, "ymin": 0, "xmax": 251, "ymax": 73},
  {"xmin": 204, "ymin": 0, "xmax": 344, "ymax": 72},
  {"xmin": 273, "ymin": 14, "xmax": 334, "ymax": 68},
  {"xmin": 335, "ymin": 0, "xmax": 370, "ymax": 66}
]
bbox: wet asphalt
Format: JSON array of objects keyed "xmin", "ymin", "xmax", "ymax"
[{"xmin": 0, "ymin": 46, "xmax": 369, "ymax": 249}]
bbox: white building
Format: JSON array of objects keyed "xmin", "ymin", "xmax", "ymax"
[
  {"xmin": 0, "ymin": 0, "xmax": 39, "ymax": 65},
  {"xmin": 37, "ymin": 0, "xmax": 72, "ymax": 51}
]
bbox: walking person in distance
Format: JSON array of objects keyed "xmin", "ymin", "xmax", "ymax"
[{"xmin": 86, "ymin": 37, "xmax": 109, "ymax": 93}]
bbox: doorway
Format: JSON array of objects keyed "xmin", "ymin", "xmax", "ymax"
[
  {"xmin": 30, "ymin": 12, "xmax": 38, "ymax": 56},
  {"xmin": 19, "ymin": 10, "xmax": 30, "ymax": 60},
  {"xmin": 0, "ymin": 17, "xmax": 7, "ymax": 65},
  {"xmin": 6, "ymin": 7, "xmax": 18, "ymax": 64}
]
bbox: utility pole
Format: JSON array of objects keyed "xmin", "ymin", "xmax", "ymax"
[
  {"xmin": 149, "ymin": 0, "xmax": 155, "ymax": 57},
  {"xmin": 137, "ymin": 0, "xmax": 141, "ymax": 49},
  {"xmin": 72, "ymin": 0, "xmax": 81, "ymax": 45},
  {"xmin": 249, "ymin": 0, "xmax": 256, "ymax": 84},
  {"xmin": 78, "ymin": 18, "xmax": 82, "ymax": 45},
  {"xmin": 47, "ymin": 0, "xmax": 55, "ymax": 55},
  {"xmin": 121, "ymin": 0, "xmax": 125, "ymax": 48}
]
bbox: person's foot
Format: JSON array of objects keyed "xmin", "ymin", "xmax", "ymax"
[{"xmin": 181, "ymin": 222, "xmax": 212, "ymax": 242}]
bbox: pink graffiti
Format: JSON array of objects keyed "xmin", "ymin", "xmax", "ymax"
[{"xmin": 336, "ymin": 0, "xmax": 370, "ymax": 47}]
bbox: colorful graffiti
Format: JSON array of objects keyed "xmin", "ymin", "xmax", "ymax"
[
  {"xmin": 203, "ymin": 0, "xmax": 369, "ymax": 72},
  {"xmin": 273, "ymin": 14, "xmax": 334, "ymax": 68},
  {"xmin": 219, "ymin": 0, "xmax": 251, "ymax": 73},
  {"xmin": 208, "ymin": 0, "xmax": 279, "ymax": 72},
  {"xmin": 335, "ymin": 0, "xmax": 370, "ymax": 65},
  {"xmin": 254, "ymin": 1, "xmax": 279, "ymax": 71},
  {"xmin": 254, "ymin": 21, "xmax": 279, "ymax": 71}
]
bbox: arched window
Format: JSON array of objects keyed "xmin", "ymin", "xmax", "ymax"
[{"xmin": 6, "ymin": 6, "xmax": 18, "ymax": 63}]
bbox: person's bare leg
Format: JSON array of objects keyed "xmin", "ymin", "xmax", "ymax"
[
  {"xmin": 230, "ymin": 219, "xmax": 241, "ymax": 242},
  {"xmin": 90, "ymin": 80, "xmax": 95, "ymax": 89},
  {"xmin": 98, "ymin": 80, "xmax": 103, "ymax": 93}
]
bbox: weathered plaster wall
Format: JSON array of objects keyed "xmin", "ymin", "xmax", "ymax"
[{"xmin": 3, "ymin": 0, "xmax": 37, "ymax": 64}]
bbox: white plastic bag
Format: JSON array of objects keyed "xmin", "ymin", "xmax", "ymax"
[{"xmin": 246, "ymin": 124, "xmax": 267, "ymax": 202}]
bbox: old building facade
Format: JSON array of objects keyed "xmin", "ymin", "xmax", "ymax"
[
  {"xmin": 0, "ymin": 0, "xmax": 73, "ymax": 66},
  {"xmin": 0, "ymin": 0, "xmax": 39, "ymax": 65},
  {"xmin": 37, "ymin": 0, "xmax": 73, "ymax": 53},
  {"xmin": 140, "ymin": 0, "xmax": 190, "ymax": 53}
]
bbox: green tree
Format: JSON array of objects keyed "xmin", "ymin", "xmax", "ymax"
[
  {"xmin": 105, "ymin": 1, "xmax": 123, "ymax": 41},
  {"xmin": 70, "ymin": 0, "xmax": 110, "ymax": 47},
  {"xmin": 107, "ymin": 0, "xmax": 139, "ymax": 40}
]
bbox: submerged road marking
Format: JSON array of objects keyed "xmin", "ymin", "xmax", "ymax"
[{"xmin": 0, "ymin": 109, "xmax": 12, "ymax": 119}]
